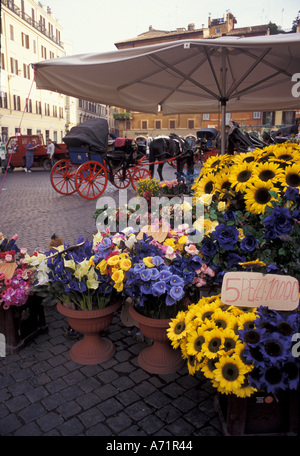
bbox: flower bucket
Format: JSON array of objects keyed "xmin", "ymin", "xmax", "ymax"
[
  {"xmin": 0, "ymin": 294, "xmax": 47, "ymax": 354},
  {"xmin": 215, "ymin": 390, "xmax": 299, "ymax": 436},
  {"xmin": 129, "ymin": 304, "xmax": 184, "ymax": 374},
  {"xmin": 57, "ymin": 299, "xmax": 121, "ymax": 365}
]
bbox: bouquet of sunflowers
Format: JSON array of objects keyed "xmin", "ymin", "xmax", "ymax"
[
  {"xmin": 191, "ymin": 142, "xmax": 300, "ymax": 283},
  {"xmin": 167, "ymin": 294, "xmax": 299, "ymax": 397}
]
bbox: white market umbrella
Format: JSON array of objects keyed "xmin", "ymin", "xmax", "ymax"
[{"xmin": 33, "ymin": 34, "xmax": 300, "ymax": 152}]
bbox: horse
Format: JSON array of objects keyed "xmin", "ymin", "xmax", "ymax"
[{"xmin": 148, "ymin": 134, "xmax": 194, "ymax": 181}]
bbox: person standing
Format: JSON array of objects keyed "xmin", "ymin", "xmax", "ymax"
[
  {"xmin": 47, "ymin": 138, "xmax": 55, "ymax": 167},
  {"xmin": 25, "ymin": 139, "xmax": 37, "ymax": 172}
]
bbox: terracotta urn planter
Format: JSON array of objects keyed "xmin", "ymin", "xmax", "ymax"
[
  {"xmin": 57, "ymin": 299, "xmax": 121, "ymax": 365},
  {"xmin": 129, "ymin": 304, "xmax": 184, "ymax": 374}
]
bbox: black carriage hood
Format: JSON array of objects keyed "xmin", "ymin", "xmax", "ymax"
[{"xmin": 63, "ymin": 118, "xmax": 109, "ymax": 151}]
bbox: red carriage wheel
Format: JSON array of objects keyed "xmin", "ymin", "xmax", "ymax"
[
  {"xmin": 75, "ymin": 161, "xmax": 108, "ymax": 199},
  {"xmin": 113, "ymin": 168, "xmax": 131, "ymax": 189},
  {"xmin": 50, "ymin": 159, "xmax": 77, "ymax": 195},
  {"xmin": 131, "ymin": 168, "xmax": 151, "ymax": 190}
]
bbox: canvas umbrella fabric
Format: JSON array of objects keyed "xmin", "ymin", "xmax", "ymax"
[{"xmin": 33, "ymin": 34, "xmax": 300, "ymax": 152}]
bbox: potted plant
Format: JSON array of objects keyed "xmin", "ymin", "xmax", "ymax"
[
  {"xmin": 122, "ymin": 224, "xmax": 216, "ymax": 374},
  {"xmin": 26, "ymin": 230, "xmax": 132, "ymax": 365},
  {"xmin": 0, "ymin": 234, "xmax": 47, "ymax": 353}
]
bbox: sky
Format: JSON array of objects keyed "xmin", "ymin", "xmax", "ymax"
[{"xmin": 46, "ymin": 0, "xmax": 300, "ymax": 55}]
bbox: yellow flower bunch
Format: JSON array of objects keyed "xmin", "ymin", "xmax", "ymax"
[
  {"xmin": 96, "ymin": 253, "xmax": 131, "ymax": 292},
  {"xmin": 136, "ymin": 178, "xmax": 161, "ymax": 198},
  {"xmin": 192, "ymin": 142, "xmax": 300, "ymax": 215},
  {"xmin": 167, "ymin": 295, "xmax": 258, "ymax": 398}
]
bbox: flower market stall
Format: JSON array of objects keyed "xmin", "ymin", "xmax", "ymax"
[
  {"xmin": 1, "ymin": 139, "xmax": 299, "ymax": 434},
  {"xmin": 0, "ymin": 234, "xmax": 47, "ymax": 354},
  {"xmin": 166, "ymin": 141, "xmax": 300, "ymax": 435}
]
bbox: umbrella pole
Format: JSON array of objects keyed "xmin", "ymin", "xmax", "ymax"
[{"xmin": 220, "ymin": 98, "xmax": 227, "ymax": 155}]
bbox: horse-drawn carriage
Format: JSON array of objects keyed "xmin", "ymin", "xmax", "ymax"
[
  {"xmin": 196, "ymin": 128, "xmax": 221, "ymax": 163},
  {"xmin": 50, "ymin": 118, "xmax": 152, "ymax": 199}
]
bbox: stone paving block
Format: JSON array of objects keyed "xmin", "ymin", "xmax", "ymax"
[
  {"xmin": 5, "ymin": 394, "xmax": 30, "ymax": 413},
  {"xmin": 100, "ymin": 397, "xmax": 123, "ymax": 417},
  {"xmin": 125, "ymin": 400, "xmax": 153, "ymax": 421},
  {"xmin": 14, "ymin": 421, "xmax": 43, "ymax": 436},
  {"xmin": 25, "ymin": 385, "xmax": 49, "ymax": 403},
  {"xmin": 106, "ymin": 411, "xmax": 133, "ymax": 434},
  {"xmin": 111, "ymin": 376, "xmax": 135, "ymax": 392},
  {"xmin": 145, "ymin": 391, "xmax": 171, "ymax": 409},
  {"xmin": 162, "ymin": 382, "xmax": 186, "ymax": 398},
  {"xmin": 139, "ymin": 414, "xmax": 165, "ymax": 435},
  {"xmin": 42, "ymin": 392, "xmax": 66, "ymax": 411},
  {"xmin": 59, "ymin": 418, "xmax": 84, "ymax": 436},
  {"xmin": 155, "ymin": 403, "xmax": 182, "ymax": 424},
  {"xmin": 116, "ymin": 389, "xmax": 140, "ymax": 407},
  {"xmin": 0, "ymin": 413, "xmax": 22, "ymax": 435},
  {"xmin": 78, "ymin": 406, "xmax": 105, "ymax": 428},
  {"xmin": 76, "ymin": 392, "xmax": 101, "ymax": 410},
  {"xmin": 37, "ymin": 411, "xmax": 64, "ymax": 433},
  {"xmin": 57, "ymin": 400, "xmax": 82, "ymax": 419},
  {"xmin": 19, "ymin": 402, "xmax": 47, "ymax": 423},
  {"xmin": 85, "ymin": 422, "xmax": 112, "ymax": 436},
  {"xmin": 165, "ymin": 417, "xmax": 195, "ymax": 436},
  {"xmin": 94, "ymin": 385, "xmax": 117, "ymax": 403}
]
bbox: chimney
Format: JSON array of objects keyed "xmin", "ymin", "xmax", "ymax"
[
  {"xmin": 47, "ymin": 6, "xmax": 51, "ymax": 14},
  {"xmin": 188, "ymin": 23, "xmax": 195, "ymax": 31},
  {"xmin": 149, "ymin": 25, "xmax": 153, "ymax": 31}
]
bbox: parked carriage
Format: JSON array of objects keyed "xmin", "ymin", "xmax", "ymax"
[
  {"xmin": 196, "ymin": 128, "xmax": 221, "ymax": 162},
  {"xmin": 50, "ymin": 119, "xmax": 152, "ymax": 199}
]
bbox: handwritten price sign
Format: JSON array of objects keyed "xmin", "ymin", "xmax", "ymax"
[{"xmin": 221, "ymin": 272, "xmax": 299, "ymax": 311}]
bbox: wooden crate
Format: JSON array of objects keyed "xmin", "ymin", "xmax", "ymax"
[
  {"xmin": 0, "ymin": 294, "xmax": 48, "ymax": 354},
  {"xmin": 215, "ymin": 390, "xmax": 299, "ymax": 436}
]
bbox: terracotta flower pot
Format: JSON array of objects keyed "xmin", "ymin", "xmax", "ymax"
[
  {"xmin": 129, "ymin": 304, "xmax": 184, "ymax": 374},
  {"xmin": 57, "ymin": 299, "xmax": 121, "ymax": 365}
]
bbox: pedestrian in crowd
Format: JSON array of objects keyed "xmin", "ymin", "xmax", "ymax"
[
  {"xmin": 47, "ymin": 138, "xmax": 55, "ymax": 167},
  {"xmin": 25, "ymin": 139, "xmax": 37, "ymax": 172}
]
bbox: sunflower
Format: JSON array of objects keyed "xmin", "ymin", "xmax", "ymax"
[
  {"xmin": 167, "ymin": 311, "xmax": 190, "ymax": 347},
  {"xmin": 201, "ymin": 356, "xmax": 219, "ymax": 380},
  {"xmin": 194, "ymin": 301, "xmax": 220, "ymax": 324},
  {"xmin": 234, "ymin": 376, "xmax": 257, "ymax": 398},
  {"xmin": 203, "ymin": 154, "xmax": 223, "ymax": 172},
  {"xmin": 219, "ymin": 328, "xmax": 239, "ymax": 355},
  {"xmin": 186, "ymin": 324, "xmax": 207, "ymax": 360},
  {"xmin": 237, "ymin": 311, "xmax": 258, "ymax": 331},
  {"xmin": 194, "ymin": 172, "xmax": 216, "ymax": 196},
  {"xmin": 187, "ymin": 353, "xmax": 201, "ymax": 375},
  {"xmin": 202, "ymin": 328, "xmax": 225, "ymax": 359},
  {"xmin": 228, "ymin": 161, "xmax": 256, "ymax": 192},
  {"xmin": 234, "ymin": 341, "xmax": 254, "ymax": 371},
  {"xmin": 211, "ymin": 308, "xmax": 233, "ymax": 330},
  {"xmin": 244, "ymin": 180, "xmax": 279, "ymax": 214},
  {"xmin": 252, "ymin": 161, "xmax": 284, "ymax": 183},
  {"xmin": 214, "ymin": 172, "xmax": 232, "ymax": 197},
  {"xmin": 269, "ymin": 144, "xmax": 300, "ymax": 164},
  {"xmin": 233, "ymin": 151, "xmax": 258, "ymax": 165},
  {"xmin": 277, "ymin": 163, "xmax": 300, "ymax": 191},
  {"xmin": 214, "ymin": 354, "xmax": 248, "ymax": 393}
]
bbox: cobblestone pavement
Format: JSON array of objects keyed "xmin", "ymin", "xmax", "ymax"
[{"xmin": 0, "ymin": 166, "xmax": 225, "ymax": 440}]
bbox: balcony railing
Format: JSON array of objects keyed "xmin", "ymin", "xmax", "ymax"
[{"xmin": 2, "ymin": 0, "xmax": 64, "ymax": 48}]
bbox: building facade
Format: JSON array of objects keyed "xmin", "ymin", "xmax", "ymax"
[
  {"xmin": 0, "ymin": 0, "xmax": 68, "ymax": 143},
  {"xmin": 0, "ymin": 0, "xmax": 114, "ymax": 145}
]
